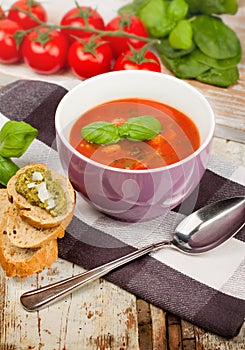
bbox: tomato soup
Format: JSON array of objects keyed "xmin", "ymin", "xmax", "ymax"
[{"xmin": 69, "ymin": 98, "xmax": 200, "ymax": 170}]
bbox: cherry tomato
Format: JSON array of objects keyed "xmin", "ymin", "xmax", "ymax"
[
  {"xmin": 60, "ymin": 6, "xmax": 105, "ymax": 42},
  {"xmin": 104, "ymin": 15, "xmax": 148, "ymax": 58},
  {"xmin": 68, "ymin": 36, "xmax": 113, "ymax": 79},
  {"xmin": 113, "ymin": 48, "xmax": 161, "ymax": 72},
  {"xmin": 0, "ymin": 6, "xmax": 6, "ymax": 20},
  {"xmin": 22, "ymin": 28, "xmax": 69, "ymax": 74},
  {"xmin": 0, "ymin": 19, "xmax": 23, "ymax": 64},
  {"xmin": 8, "ymin": 0, "xmax": 47, "ymax": 30}
]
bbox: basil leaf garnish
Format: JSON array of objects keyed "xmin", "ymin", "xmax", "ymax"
[
  {"xmin": 81, "ymin": 115, "xmax": 162, "ymax": 144},
  {"xmin": 81, "ymin": 121, "xmax": 121, "ymax": 145},
  {"xmin": 123, "ymin": 115, "xmax": 162, "ymax": 141},
  {"xmin": 0, "ymin": 120, "xmax": 38, "ymax": 158}
]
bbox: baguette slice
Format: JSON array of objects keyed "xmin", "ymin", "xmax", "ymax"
[
  {"xmin": 7, "ymin": 163, "xmax": 76, "ymax": 229},
  {"xmin": 6, "ymin": 203, "xmax": 65, "ymax": 248},
  {"xmin": 0, "ymin": 230, "xmax": 58, "ymax": 278},
  {"xmin": 0, "ymin": 191, "xmax": 58, "ymax": 278},
  {"xmin": 0, "ymin": 189, "xmax": 10, "ymax": 223}
]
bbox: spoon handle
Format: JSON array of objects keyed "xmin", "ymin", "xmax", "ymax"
[{"xmin": 20, "ymin": 240, "xmax": 170, "ymax": 312}]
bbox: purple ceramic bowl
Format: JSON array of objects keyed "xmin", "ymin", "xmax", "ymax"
[{"xmin": 55, "ymin": 71, "xmax": 215, "ymax": 222}]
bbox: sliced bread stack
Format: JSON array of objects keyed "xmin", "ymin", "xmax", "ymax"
[{"xmin": 0, "ymin": 164, "xmax": 76, "ymax": 278}]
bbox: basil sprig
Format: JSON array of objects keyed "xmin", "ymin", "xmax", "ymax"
[
  {"xmin": 81, "ymin": 121, "xmax": 121, "ymax": 145},
  {"xmin": 0, "ymin": 121, "xmax": 38, "ymax": 186},
  {"xmin": 81, "ymin": 115, "xmax": 162, "ymax": 145}
]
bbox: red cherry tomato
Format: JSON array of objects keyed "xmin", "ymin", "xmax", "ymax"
[
  {"xmin": 0, "ymin": 19, "xmax": 23, "ymax": 64},
  {"xmin": 113, "ymin": 48, "xmax": 161, "ymax": 72},
  {"xmin": 60, "ymin": 6, "xmax": 105, "ymax": 42},
  {"xmin": 22, "ymin": 28, "xmax": 69, "ymax": 74},
  {"xmin": 68, "ymin": 36, "xmax": 113, "ymax": 79},
  {"xmin": 104, "ymin": 15, "xmax": 148, "ymax": 58},
  {"xmin": 0, "ymin": 6, "xmax": 6, "ymax": 20},
  {"xmin": 8, "ymin": 0, "xmax": 47, "ymax": 30}
]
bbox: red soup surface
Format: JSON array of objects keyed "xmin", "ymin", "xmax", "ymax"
[{"xmin": 70, "ymin": 98, "xmax": 200, "ymax": 170}]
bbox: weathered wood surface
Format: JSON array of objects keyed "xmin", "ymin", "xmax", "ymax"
[{"xmin": 0, "ymin": 2, "xmax": 245, "ymax": 349}]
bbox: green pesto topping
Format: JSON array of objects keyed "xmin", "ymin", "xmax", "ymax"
[{"xmin": 15, "ymin": 166, "xmax": 67, "ymax": 217}]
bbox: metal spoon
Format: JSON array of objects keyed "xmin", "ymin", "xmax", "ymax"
[{"xmin": 20, "ymin": 196, "xmax": 245, "ymax": 312}]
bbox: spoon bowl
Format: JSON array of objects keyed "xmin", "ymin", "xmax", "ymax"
[
  {"xmin": 20, "ymin": 196, "xmax": 245, "ymax": 311},
  {"xmin": 172, "ymin": 196, "xmax": 245, "ymax": 253}
]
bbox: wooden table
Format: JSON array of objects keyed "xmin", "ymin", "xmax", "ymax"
[{"xmin": 0, "ymin": 3, "xmax": 244, "ymax": 349}]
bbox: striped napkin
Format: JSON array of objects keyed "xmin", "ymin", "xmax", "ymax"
[{"xmin": 0, "ymin": 80, "xmax": 244, "ymax": 338}]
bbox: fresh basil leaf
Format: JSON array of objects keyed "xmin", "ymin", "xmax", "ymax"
[
  {"xmin": 185, "ymin": 0, "xmax": 238, "ymax": 15},
  {"xmin": 169, "ymin": 19, "xmax": 193, "ymax": 50},
  {"xmin": 160, "ymin": 52, "xmax": 209, "ymax": 78},
  {"xmin": 174, "ymin": 54, "xmax": 210, "ymax": 78},
  {"xmin": 156, "ymin": 38, "xmax": 195, "ymax": 58},
  {"xmin": 192, "ymin": 49, "xmax": 242, "ymax": 70},
  {"xmin": 197, "ymin": 66, "xmax": 239, "ymax": 88},
  {"xmin": 167, "ymin": 0, "xmax": 188, "ymax": 21},
  {"xmin": 118, "ymin": 3, "xmax": 136, "ymax": 15},
  {"xmin": 0, "ymin": 121, "xmax": 38, "ymax": 158},
  {"xmin": 119, "ymin": 0, "xmax": 151, "ymax": 15},
  {"xmin": 81, "ymin": 121, "xmax": 120, "ymax": 145},
  {"xmin": 158, "ymin": 53, "xmax": 179, "ymax": 73},
  {"xmin": 124, "ymin": 116, "xmax": 162, "ymax": 141},
  {"xmin": 136, "ymin": 0, "xmax": 175, "ymax": 37},
  {"xmin": 0, "ymin": 155, "xmax": 19, "ymax": 187},
  {"xmin": 192, "ymin": 15, "xmax": 241, "ymax": 59},
  {"xmin": 222, "ymin": 0, "xmax": 238, "ymax": 15}
]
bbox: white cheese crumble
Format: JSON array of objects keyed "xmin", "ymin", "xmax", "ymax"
[
  {"xmin": 36, "ymin": 182, "xmax": 52, "ymax": 203},
  {"xmin": 32, "ymin": 171, "xmax": 43, "ymax": 181},
  {"xmin": 25, "ymin": 172, "xmax": 57, "ymax": 210},
  {"xmin": 27, "ymin": 182, "xmax": 36, "ymax": 188},
  {"xmin": 46, "ymin": 198, "xmax": 56, "ymax": 210}
]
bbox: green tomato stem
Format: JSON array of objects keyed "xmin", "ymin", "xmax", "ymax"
[{"xmin": 12, "ymin": 7, "xmax": 156, "ymax": 46}]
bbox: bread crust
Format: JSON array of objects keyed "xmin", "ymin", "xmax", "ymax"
[
  {"xmin": 7, "ymin": 163, "xmax": 76, "ymax": 229},
  {"xmin": 0, "ymin": 189, "xmax": 58, "ymax": 278},
  {"xmin": 0, "ymin": 229, "xmax": 58, "ymax": 278},
  {"xmin": 6, "ymin": 204, "xmax": 65, "ymax": 248},
  {"xmin": 0, "ymin": 189, "xmax": 10, "ymax": 223},
  {"xmin": 0, "ymin": 163, "xmax": 76, "ymax": 278}
]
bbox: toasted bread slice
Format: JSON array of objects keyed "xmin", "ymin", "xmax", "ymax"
[
  {"xmin": 6, "ymin": 203, "xmax": 65, "ymax": 248},
  {"xmin": 0, "ymin": 228, "xmax": 58, "ymax": 278},
  {"xmin": 0, "ymin": 188, "xmax": 58, "ymax": 278},
  {"xmin": 0, "ymin": 189, "xmax": 10, "ymax": 223},
  {"xmin": 7, "ymin": 163, "xmax": 76, "ymax": 229},
  {"xmin": 0, "ymin": 191, "xmax": 58, "ymax": 278}
]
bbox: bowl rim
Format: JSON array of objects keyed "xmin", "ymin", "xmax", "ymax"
[{"xmin": 55, "ymin": 71, "xmax": 215, "ymax": 173}]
